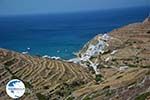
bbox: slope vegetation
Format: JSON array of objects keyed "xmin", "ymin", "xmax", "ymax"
[{"xmin": 0, "ymin": 48, "xmax": 93, "ymax": 100}]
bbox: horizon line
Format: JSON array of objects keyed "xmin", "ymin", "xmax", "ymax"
[{"xmin": 0, "ymin": 5, "xmax": 149, "ymax": 17}]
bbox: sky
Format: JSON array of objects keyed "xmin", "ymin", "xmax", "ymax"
[{"xmin": 0, "ymin": 0, "xmax": 149, "ymax": 15}]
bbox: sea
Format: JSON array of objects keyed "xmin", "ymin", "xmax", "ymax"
[{"xmin": 0, "ymin": 6, "xmax": 149, "ymax": 59}]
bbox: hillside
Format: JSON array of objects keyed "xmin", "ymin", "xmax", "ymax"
[
  {"xmin": 0, "ymin": 17, "xmax": 150, "ymax": 100},
  {"xmin": 0, "ymin": 48, "xmax": 93, "ymax": 100},
  {"xmin": 69, "ymin": 17, "xmax": 150, "ymax": 99},
  {"xmin": 73, "ymin": 17, "xmax": 150, "ymax": 73}
]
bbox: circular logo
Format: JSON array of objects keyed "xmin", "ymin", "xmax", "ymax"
[{"xmin": 6, "ymin": 79, "xmax": 25, "ymax": 99}]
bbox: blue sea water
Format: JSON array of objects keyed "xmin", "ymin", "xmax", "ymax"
[{"xmin": 0, "ymin": 6, "xmax": 149, "ymax": 59}]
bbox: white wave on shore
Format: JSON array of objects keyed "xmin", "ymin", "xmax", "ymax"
[{"xmin": 42, "ymin": 55, "xmax": 61, "ymax": 60}]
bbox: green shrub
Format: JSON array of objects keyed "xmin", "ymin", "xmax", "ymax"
[
  {"xmin": 127, "ymin": 64, "xmax": 137, "ymax": 67},
  {"xmin": 11, "ymin": 75, "xmax": 18, "ymax": 79},
  {"xmin": 83, "ymin": 96, "xmax": 91, "ymax": 100},
  {"xmin": 135, "ymin": 92, "xmax": 150, "ymax": 100},
  {"xmin": 95, "ymin": 74, "xmax": 103, "ymax": 82},
  {"xmin": 103, "ymin": 86, "xmax": 110, "ymax": 90},
  {"xmin": 116, "ymin": 75, "xmax": 123, "ymax": 79},
  {"xmin": 36, "ymin": 93, "xmax": 48, "ymax": 100},
  {"xmin": 141, "ymin": 65, "xmax": 150, "ymax": 68},
  {"xmin": 66, "ymin": 96, "xmax": 75, "ymax": 100},
  {"xmin": 24, "ymin": 81, "xmax": 33, "ymax": 89}
]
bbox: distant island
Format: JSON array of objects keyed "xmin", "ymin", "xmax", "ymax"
[{"xmin": 0, "ymin": 17, "xmax": 150, "ymax": 100}]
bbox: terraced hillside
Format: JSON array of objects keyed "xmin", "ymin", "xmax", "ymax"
[
  {"xmin": 72, "ymin": 68, "xmax": 150, "ymax": 100},
  {"xmin": 106, "ymin": 18, "xmax": 150, "ymax": 68},
  {"xmin": 0, "ymin": 48, "xmax": 93, "ymax": 100}
]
